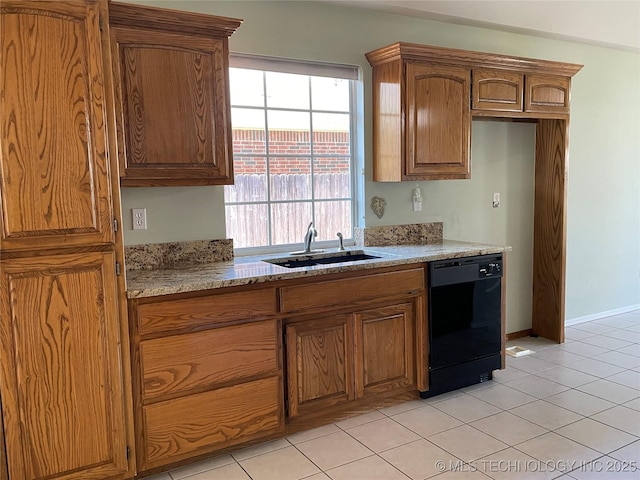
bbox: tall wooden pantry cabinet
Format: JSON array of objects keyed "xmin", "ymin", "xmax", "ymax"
[{"xmin": 0, "ymin": 1, "xmax": 134, "ymax": 479}]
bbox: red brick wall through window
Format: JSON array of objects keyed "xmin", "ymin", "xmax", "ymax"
[{"xmin": 233, "ymin": 129, "xmax": 350, "ymax": 174}]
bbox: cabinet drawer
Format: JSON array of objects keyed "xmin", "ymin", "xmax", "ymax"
[
  {"xmin": 142, "ymin": 376, "xmax": 282, "ymax": 469},
  {"xmin": 137, "ymin": 288, "xmax": 277, "ymax": 335},
  {"xmin": 141, "ymin": 320, "xmax": 278, "ymax": 399},
  {"xmin": 472, "ymin": 68, "xmax": 523, "ymax": 112},
  {"xmin": 280, "ymin": 268, "xmax": 424, "ymax": 312},
  {"xmin": 525, "ymin": 74, "xmax": 570, "ymax": 114}
]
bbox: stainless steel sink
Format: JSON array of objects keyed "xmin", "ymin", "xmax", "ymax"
[{"xmin": 263, "ymin": 250, "xmax": 381, "ymax": 268}]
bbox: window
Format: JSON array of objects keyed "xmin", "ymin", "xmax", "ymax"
[{"xmin": 224, "ymin": 55, "xmax": 358, "ymax": 252}]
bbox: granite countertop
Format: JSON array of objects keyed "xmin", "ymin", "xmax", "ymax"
[{"xmin": 126, "ymin": 240, "xmax": 509, "ymax": 299}]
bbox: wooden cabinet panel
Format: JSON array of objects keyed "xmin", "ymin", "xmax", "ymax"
[
  {"xmin": 525, "ymin": 75, "xmax": 570, "ymax": 114},
  {"xmin": 137, "ymin": 287, "xmax": 277, "ymax": 336},
  {"xmin": 280, "ymin": 268, "xmax": 424, "ymax": 313},
  {"xmin": 286, "ymin": 315, "xmax": 354, "ymax": 418},
  {"xmin": 0, "ymin": 0, "xmax": 115, "ymax": 251},
  {"xmin": 472, "ymin": 69, "xmax": 524, "ymax": 112},
  {"xmin": 0, "ymin": 252, "xmax": 129, "ymax": 480},
  {"xmin": 141, "ymin": 320, "xmax": 278, "ymax": 399},
  {"xmin": 354, "ymin": 303, "xmax": 416, "ymax": 398},
  {"xmin": 142, "ymin": 376, "xmax": 282, "ymax": 470},
  {"xmin": 371, "ymin": 59, "xmax": 403, "ymax": 181},
  {"xmin": 0, "ymin": 404, "xmax": 6, "ymax": 480},
  {"xmin": 405, "ymin": 63, "xmax": 471, "ymax": 179},
  {"xmin": 109, "ymin": 2, "xmax": 241, "ymax": 186}
]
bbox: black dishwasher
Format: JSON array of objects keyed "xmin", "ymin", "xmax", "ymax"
[{"xmin": 420, "ymin": 254, "xmax": 503, "ymax": 398}]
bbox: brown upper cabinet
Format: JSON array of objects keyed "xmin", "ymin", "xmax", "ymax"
[
  {"xmin": 365, "ymin": 49, "xmax": 471, "ymax": 181},
  {"xmin": 1, "ymin": 0, "xmax": 116, "ymax": 252},
  {"xmin": 472, "ymin": 68, "xmax": 524, "ymax": 112},
  {"xmin": 366, "ymin": 42, "xmax": 582, "ymax": 181},
  {"xmin": 109, "ymin": 2, "xmax": 241, "ymax": 186},
  {"xmin": 524, "ymin": 74, "xmax": 571, "ymax": 114},
  {"xmin": 405, "ymin": 64, "xmax": 471, "ymax": 180},
  {"xmin": 472, "ymin": 69, "xmax": 570, "ymax": 114}
]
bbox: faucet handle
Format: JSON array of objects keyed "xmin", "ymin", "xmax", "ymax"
[{"xmin": 337, "ymin": 232, "xmax": 345, "ymax": 251}]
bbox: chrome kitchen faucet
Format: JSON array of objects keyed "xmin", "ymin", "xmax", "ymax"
[{"xmin": 302, "ymin": 222, "xmax": 317, "ymax": 253}]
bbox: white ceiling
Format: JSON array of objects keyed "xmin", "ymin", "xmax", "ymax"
[{"xmin": 326, "ymin": 0, "xmax": 640, "ymax": 52}]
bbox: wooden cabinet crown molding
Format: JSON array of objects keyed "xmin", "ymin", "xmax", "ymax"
[
  {"xmin": 108, "ymin": 1, "xmax": 241, "ymax": 38},
  {"xmin": 365, "ymin": 42, "xmax": 583, "ymax": 77}
]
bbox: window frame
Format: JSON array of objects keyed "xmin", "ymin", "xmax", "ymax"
[{"xmin": 225, "ymin": 54, "xmax": 360, "ymax": 256}]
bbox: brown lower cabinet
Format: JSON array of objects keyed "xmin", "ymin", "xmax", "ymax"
[
  {"xmin": 286, "ymin": 301, "xmax": 418, "ymax": 418},
  {"xmin": 0, "ymin": 252, "xmax": 130, "ymax": 480},
  {"xmin": 130, "ymin": 289, "xmax": 284, "ymax": 473},
  {"xmin": 128, "ymin": 264, "xmax": 427, "ymax": 475}
]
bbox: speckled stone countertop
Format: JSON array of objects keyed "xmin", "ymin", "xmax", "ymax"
[{"xmin": 126, "ymin": 240, "xmax": 509, "ymax": 299}]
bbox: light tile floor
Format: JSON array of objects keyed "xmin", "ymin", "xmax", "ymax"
[{"xmin": 148, "ymin": 310, "xmax": 640, "ymax": 480}]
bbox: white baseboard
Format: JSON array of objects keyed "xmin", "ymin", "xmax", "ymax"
[{"xmin": 566, "ymin": 304, "xmax": 640, "ymax": 326}]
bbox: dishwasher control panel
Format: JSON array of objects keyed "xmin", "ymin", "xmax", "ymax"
[
  {"xmin": 480, "ymin": 261, "xmax": 502, "ymax": 277},
  {"xmin": 430, "ymin": 254, "xmax": 503, "ymax": 287}
]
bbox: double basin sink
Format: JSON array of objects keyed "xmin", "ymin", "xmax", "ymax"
[{"xmin": 264, "ymin": 250, "xmax": 381, "ymax": 269}]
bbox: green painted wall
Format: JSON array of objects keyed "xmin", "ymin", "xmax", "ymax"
[{"xmin": 119, "ymin": 0, "xmax": 640, "ymax": 331}]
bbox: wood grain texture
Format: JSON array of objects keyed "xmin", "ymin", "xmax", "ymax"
[
  {"xmin": 100, "ymin": 7, "xmax": 138, "ymax": 470},
  {"xmin": 471, "ymin": 110, "xmax": 568, "ymax": 120},
  {"xmin": 354, "ymin": 303, "xmax": 415, "ymax": 398},
  {"xmin": 0, "ymin": 404, "xmax": 6, "ymax": 480},
  {"xmin": 0, "ymin": 251, "xmax": 128, "ymax": 480},
  {"xmin": 108, "ymin": 1, "xmax": 241, "ymax": 38},
  {"xmin": 371, "ymin": 60, "xmax": 403, "ymax": 182},
  {"xmin": 365, "ymin": 42, "xmax": 583, "ymax": 77},
  {"xmin": 128, "ymin": 266, "xmax": 427, "ymax": 473},
  {"xmin": 405, "ymin": 63, "xmax": 471, "ymax": 179},
  {"xmin": 0, "ymin": 0, "xmax": 115, "ymax": 251},
  {"xmin": 506, "ymin": 329, "xmax": 533, "ymax": 341},
  {"xmin": 141, "ymin": 320, "xmax": 278, "ymax": 399},
  {"xmin": 532, "ymin": 119, "xmax": 567, "ymax": 343},
  {"xmin": 472, "ymin": 68, "xmax": 524, "ymax": 112},
  {"xmin": 286, "ymin": 315, "xmax": 354, "ymax": 418},
  {"xmin": 279, "ymin": 268, "xmax": 424, "ymax": 312},
  {"xmin": 142, "ymin": 377, "xmax": 282, "ymax": 470},
  {"xmin": 525, "ymin": 75, "xmax": 570, "ymax": 114},
  {"xmin": 111, "ymin": 12, "xmax": 234, "ymax": 186},
  {"xmin": 415, "ymin": 291, "xmax": 429, "ymax": 392},
  {"xmin": 138, "ymin": 287, "xmax": 277, "ymax": 336}
]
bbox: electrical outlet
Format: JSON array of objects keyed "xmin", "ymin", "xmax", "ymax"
[
  {"xmin": 132, "ymin": 208, "xmax": 147, "ymax": 230},
  {"xmin": 492, "ymin": 193, "xmax": 501, "ymax": 208}
]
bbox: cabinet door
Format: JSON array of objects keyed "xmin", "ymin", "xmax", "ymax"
[
  {"xmin": 112, "ymin": 27, "xmax": 232, "ymax": 186},
  {"xmin": 405, "ymin": 63, "xmax": 471, "ymax": 179},
  {"xmin": 286, "ymin": 315, "xmax": 354, "ymax": 418},
  {"xmin": 0, "ymin": 252, "xmax": 129, "ymax": 480},
  {"xmin": 472, "ymin": 68, "xmax": 524, "ymax": 112},
  {"xmin": 354, "ymin": 303, "xmax": 416, "ymax": 398},
  {"xmin": 525, "ymin": 74, "xmax": 570, "ymax": 114},
  {"xmin": 0, "ymin": 0, "xmax": 115, "ymax": 251}
]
